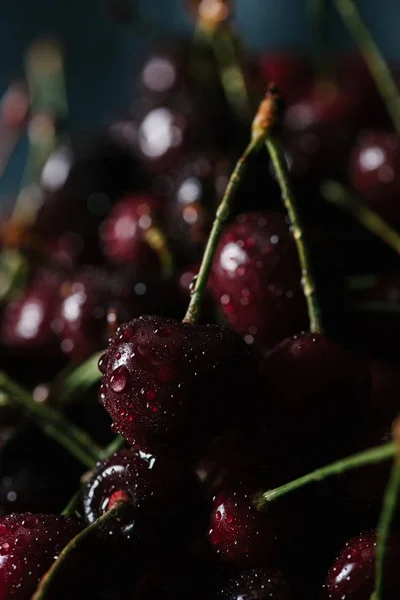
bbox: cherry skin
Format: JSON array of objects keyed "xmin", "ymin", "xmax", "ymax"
[
  {"xmin": 99, "ymin": 315, "xmax": 259, "ymax": 455},
  {"xmin": 210, "ymin": 211, "xmax": 342, "ymax": 352},
  {"xmin": 83, "ymin": 447, "xmax": 205, "ymax": 550},
  {"xmin": 349, "ymin": 130, "xmax": 400, "ymax": 223},
  {"xmin": 99, "ymin": 193, "xmax": 164, "ymax": 274},
  {"xmin": 1, "ymin": 269, "xmax": 61, "ymax": 355},
  {"xmin": 0, "ymin": 512, "xmax": 82, "ymax": 600},
  {"xmin": 218, "ymin": 568, "xmax": 298, "ymax": 600},
  {"xmin": 208, "ymin": 472, "xmax": 289, "ymax": 568},
  {"xmin": 259, "ymin": 332, "xmax": 370, "ymax": 472},
  {"xmin": 54, "ymin": 267, "xmax": 167, "ymax": 362},
  {"xmin": 322, "ymin": 530, "xmax": 400, "ymax": 599}
]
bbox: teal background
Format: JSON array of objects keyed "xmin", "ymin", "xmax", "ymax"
[{"xmin": 0, "ymin": 0, "xmax": 399, "ymax": 193}]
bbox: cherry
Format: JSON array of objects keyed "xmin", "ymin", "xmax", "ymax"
[
  {"xmin": 218, "ymin": 568, "xmax": 298, "ymax": 599},
  {"xmin": 99, "ymin": 315, "xmax": 259, "ymax": 455},
  {"xmin": 208, "ymin": 472, "xmax": 289, "ymax": 568},
  {"xmin": 0, "ymin": 512, "xmax": 82, "ymax": 599},
  {"xmin": 322, "ymin": 530, "xmax": 400, "ymax": 599},
  {"xmin": 99, "ymin": 192, "xmax": 165, "ymax": 273},
  {"xmin": 259, "ymin": 332, "xmax": 370, "ymax": 472},
  {"xmin": 349, "ymin": 130, "xmax": 400, "ymax": 223},
  {"xmin": 210, "ymin": 211, "xmax": 342, "ymax": 352},
  {"xmin": 83, "ymin": 447, "xmax": 205, "ymax": 550},
  {"xmin": 1, "ymin": 268, "xmax": 62, "ymax": 360},
  {"xmin": 54, "ymin": 267, "xmax": 167, "ymax": 361}
]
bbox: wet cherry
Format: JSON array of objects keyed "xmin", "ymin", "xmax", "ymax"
[
  {"xmin": 322, "ymin": 530, "xmax": 400, "ymax": 599},
  {"xmin": 99, "ymin": 315, "xmax": 260, "ymax": 455},
  {"xmin": 0, "ymin": 512, "xmax": 82, "ymax": 600},
  {"xmin": 83, "ymin": 447, "xmax": 205, "ymax": 550},
  {"xmin": 208, "ymin": 472, "xmax": 289, "ymax": 567}
]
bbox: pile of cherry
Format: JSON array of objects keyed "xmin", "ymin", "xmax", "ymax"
[{"xmin": 1, "ymin": 36, "xmax": 400, "ymax": 599}]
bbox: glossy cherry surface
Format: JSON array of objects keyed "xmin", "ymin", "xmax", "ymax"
[
  {"xmin": 99, "ymin": 315, "xmax": 259, "ymax": 454},
  {"xmin": 208, "ymin": 472, "xmax": 289, "ymax": 567},
  {"xmin": 100, "ymin": 193, "xmax": 164, "ymax": 272},
  {"xmin": 83, "ymin": 447, "xmax": 204, "ymax": 549},
  {"xmin": 322, "ymin": 530, "xmax": 400, "ymax": 599},
  {"xmin": 0, "ymin": 512, "xmax": 82, "ymax": 600}
]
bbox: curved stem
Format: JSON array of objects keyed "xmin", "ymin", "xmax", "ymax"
[
  {"xmin": 321, "ymin": 180, "xmax": 400, "ymax": 255},
  {"xmin": 32, "ymin": 501, "xmax": 132, "ymax": 600},
  {"xmin": 255, "ymin": 441, "xmax": 395, "ymax": 510},
  {"xmin": 373, "ymin": 420, "xmax": 400, "ymax": 600},
  {"xmin": 144, "ymin": 225, "xmax": 175, "ymax": 279},
  {"xmin": 183, "ymin": 135, "xmax": 262, "ymax": 323},
  {"xmin": 265, "ymin": 137, "xmax": 323, "ymax": 333},
  {"xmin": 0, "ymin": 372, "xmax": 100, "ymax": 468},
  {"xmin": 333, "ymin": 0, "xmax": 400, "ymax": 133}
]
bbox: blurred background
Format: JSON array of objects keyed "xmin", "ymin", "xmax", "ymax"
[{"xmin": 0, "ymin": 0, "xmax": 399, "ymax": 196}]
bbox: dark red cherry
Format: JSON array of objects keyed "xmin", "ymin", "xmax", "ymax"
[
  {"xmin": 99, "ymin": 315, "xmax": 259, "ymax": 455},
  {"xmin": 0, "ymin": 512, "xmax": 82, "ymax": 600},
  {"xmin": 54, "ymin": 267, "xmax": 167, "ymax": 361},
  {"xmin": 259, "ymin": 332, "xmax": 370, "ymax": 471},
  {"xmin": 208, "ymin": 472, "xmax": 289, "ymax": 567},
  {"xmin": 218, "ymin": 568, "xmax": 298, "ymax": 599},
  {"xmin": 99, "ymin": 193, "xmax": 164, "ymax": 273},
  {"xmin": 349, "ymin": 130, "xmax": 400, "ymax": 223},
  {"xmin": 1, "ymin": 268, "xmax": 62, "ymax": 358},
  {"xmin": 322, "ymin": 530, "xmax": 400, "ymax": 599},
  {"xmin": 210, "ymin": 211, "xmax": 342, "ymax": 352},
  {"xmin": 83, "ymin": 447, "xmax": 204, "ymax": 550}
]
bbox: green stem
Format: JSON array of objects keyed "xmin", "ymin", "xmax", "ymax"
[
  {"xmin": 333, "ymin": 0, "xmax": 400, "ymax": 133},
  {"xmin": 0, "ymin": 372, "xmax": 100, "ymax": 469},
  {"xmin": 255, "ymin": 441, "xmax": 395, "ymax": 510},
  {"xmin": 183, "ymin": 135, "xmax": 262, "ymax": 323},
  {"xmin": 32, "ymin": 501, "xmax": 132, "ymax": 600},
  {"xmin": 265, "ymin": 137, "xmax": 323, "ymax": 334},
  {"xmin": 321, "ymin": 180, "xmax": 400, "ymax": 255},
  {"xmin": 144, "ymin": 226, "xmax": 175, "ymax": 279},
  {"xmin": 373, "ymin": 461, "xmax": 400, "ymax": 600}
]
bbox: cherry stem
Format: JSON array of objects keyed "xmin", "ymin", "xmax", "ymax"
[
  {"xmin": 144, "ymin": 225, "xmax": 175, "ymax": 279},
  {"xmin": 183, "ymin": 135, "xmax": 263, "ymax": 323},
  {"xmin": 192, "ymin": 0, "xmax": 252, "ymax": 119},
  {"xmin": 333, "ymin": 0, "xmax": 400, "ymax": 133},
  {"xmin": 321, "ymin": 180, "xmax": 400, "ymax": 255},
  {"xmin": 265, "ymin": 135, "xmax": 323, "ymax": 334},
  {"xmin": 373, "ymin": 419, "xmax": 400, "ymax": 600},
  {"xmin": 255, "ymin": 441, "xmax": 395, "ymax": 509},
  {"xmin": 0, "ymin": 371, "xmax": 101, "ymax": 468},
  {"xmin": 32, "ymin": 500, "xmax": 133, "ymax": 600},
  {"xmin": 307, "ymin": 0, "xmax": 335, "ymax": 84}
]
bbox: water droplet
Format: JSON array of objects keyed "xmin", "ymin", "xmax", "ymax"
[
  {"xmin": 110, "ymin": 365, "xmax": 129, "ymax": 393},
  {"xmin": 0, "ymin": 542, "xmax": 10, "ymax": 554},
  {"xmin": 98, "ymin": 353, "xmax": 108, "ymax": 374},
  {"xmin": 0, "ymin": 525, "xmax": 7, "ymax": 535},
  {"xmin": 16, "ymin": 535, "xmax": 28, "ymax": 547},
  {"xmin": 189, "ymin": 276, "xmax": 198, "ymax": 294},
  {"xmin": 155, "ymin": 326, "xmax": 172, "ymax": 338},
  {"xmin": 146, "ymin": 390, "xmax": 156, "ymax": 401},
  {"xmin": 22, "ymin": 515, "xmax": 38, "ymax": 529}
]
